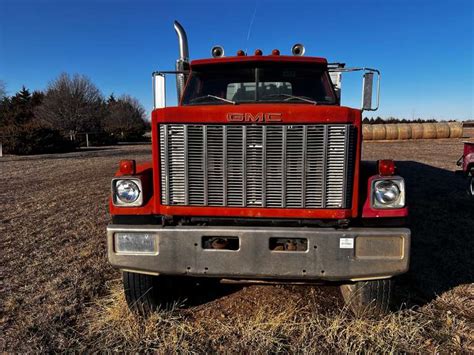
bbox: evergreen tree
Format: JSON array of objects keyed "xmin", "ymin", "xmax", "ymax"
[
  {"xmin": 107, "ymin": 93, "xmax": 116, "ymax": 103},
  {"xmin": 11, "ymin": 86, "xmax": 33, "ymax": 125},
  {"xmin": 0, "ymin": 86, "xmax": 43, "ymax": 128}
]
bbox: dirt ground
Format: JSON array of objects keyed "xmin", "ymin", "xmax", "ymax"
[{"xmin": 1, "ymin": 139, "xmax": 473, "ymax": 352}]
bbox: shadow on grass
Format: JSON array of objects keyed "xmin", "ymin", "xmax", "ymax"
[
  {"xmin": 182, "ymin": 278, "xmax": 243, "ymax": 307},
  {"xmin": 394, "ymin": 161, "xmax": 474, "ymax": 307}
]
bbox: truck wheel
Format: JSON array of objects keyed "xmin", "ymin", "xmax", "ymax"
[
  {"xmin": 468, "ymin": 176, "xmax": 474, "ymax": 197},
  {"xmin": 122, "ymin": 271, "xmax": 186, "ymax": 316},
  {"xmin": 340, "ymin": 279, "xmax": 392, "ymax": 317}
]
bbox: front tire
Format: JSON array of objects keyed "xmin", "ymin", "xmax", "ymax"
[
  {"xmin": 467, "ymin": 176, "xmax": 474, "ymax": 197},
  {"xmin": 122, "ymin": 272, "xmax": 187, "ymax": 316},
  {"xmin": 340, "ymin": 279, "xmax": 392, "ymax": 317}
]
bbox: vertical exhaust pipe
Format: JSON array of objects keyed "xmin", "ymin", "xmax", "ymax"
[{"xmin": 174, "ymin": 21, "xmax": 189, "ymax": 101}]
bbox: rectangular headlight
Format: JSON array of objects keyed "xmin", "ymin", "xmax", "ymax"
[
  {"xmin": 111, "ymin": 178, "xmax": 143, "ymax": 207},
  {"xmin": 114, "ymin": 232, "xmax": 157, "ymax": 254},
  {"xmin": 372, "ymin": 177, "xmax": 405, "ymax": 209}
]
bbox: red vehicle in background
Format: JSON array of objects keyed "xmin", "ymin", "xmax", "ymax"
[
  {"xmin": 107, "ymin": 21, "xmax": 410, "ymax": 317},
  {"xmin": 457, "ymin": 141, "xmax": 474, "ymax": 196}
]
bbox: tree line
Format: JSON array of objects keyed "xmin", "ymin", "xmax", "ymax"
[{"xmin": 0, "ymin": 74, "xmax": 149, "ymax": 155}]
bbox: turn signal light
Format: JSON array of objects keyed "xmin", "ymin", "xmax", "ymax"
[
  {"xmin": 378, "ymin": 159, "xmax": 395, "ymax": 176},
  {"xmin": 119, "ymin": 160, "xmax": 136, "ymax": 175}
]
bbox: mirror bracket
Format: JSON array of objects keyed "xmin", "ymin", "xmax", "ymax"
[{"xmin": 152, "ymin": 70, "xmax": 190, "ymax": 109}]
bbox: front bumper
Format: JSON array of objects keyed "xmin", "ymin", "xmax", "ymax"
[{"xmin": 107, "ymin": 225, "xmax": 410, "ymax": 282}]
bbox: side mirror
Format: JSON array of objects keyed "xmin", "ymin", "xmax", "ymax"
[
  {"xmin": 361, "ymin": 69, "xmax": 380, "ymax": 111},
  {"xmin": 362, "ymin": 72, "xmax": 373, "ymax": 110},
  {"xmin": 328, "ymin": 65, "xmax": 380, "ymax": 111},
  {"xmin": 153, "ymin": 73, "xmax": 166, "ymax": 109}
]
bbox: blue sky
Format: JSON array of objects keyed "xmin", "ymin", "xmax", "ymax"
[{"xmin": 0, "ymin": 0, "xmax": 472, "ymax": 120}]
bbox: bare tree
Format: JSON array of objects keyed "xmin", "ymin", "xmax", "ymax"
[
  {"xmin": 36, "ymin": 73, "xmax": 105, "ymax": 137},
  {"xmin": 0, "ymin": 80, "xmax": 6, "ymax": 99},
  {"xmin": 103, "ymin": 94, "xmax": 147, "ymax": 140}
]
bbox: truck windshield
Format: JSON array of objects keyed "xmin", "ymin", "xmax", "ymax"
[{"xmin": 181, "ymin": 62, "xmax": 336, "ymax": 105}]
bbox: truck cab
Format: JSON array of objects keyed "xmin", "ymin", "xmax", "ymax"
[{"xmin": 107, "ymin": 21, "xmax": 410, "ymax": 316}]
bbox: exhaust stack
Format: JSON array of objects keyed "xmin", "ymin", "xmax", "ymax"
[{"xmin": 174, "ymin": 21, "xmax": 189, "ymax": 101}]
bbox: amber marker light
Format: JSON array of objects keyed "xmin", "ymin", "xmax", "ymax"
[
  {"xmin": 119, "ymin": 160, "xmax": 136, "ymax": 175},
  {"xmin": 378, "ymin": 159, "xmax": 395, "ymax": 176}
]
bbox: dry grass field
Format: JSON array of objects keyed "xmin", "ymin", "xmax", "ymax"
[{"xmin": 1, "ymin": 139, "xmax": 473, "ymax": 352}]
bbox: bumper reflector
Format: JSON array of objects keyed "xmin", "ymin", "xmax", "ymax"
[{"xmin": 114, "ymin": 232, "xmax": 157, "ymax": 254}]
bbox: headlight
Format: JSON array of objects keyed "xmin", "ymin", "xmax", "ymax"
[
  {"xmin": 112, "ymin": 178, "xmax": 143, "ymax": 206},
  {"xmin": 374, "ymin": 181, "xmax": 399, "ymax": 204},
  {"xmin": 372, "ymin": 178, "xmax": 405, "ymax": 208},
  {"xmin": 116, "ymin": 180, "xmax": 140, "ymax": 203}
]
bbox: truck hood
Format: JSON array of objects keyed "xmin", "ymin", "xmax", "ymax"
[{"xmin": 152, "ymin": 104, "xmax": 361, "ymax": 125}]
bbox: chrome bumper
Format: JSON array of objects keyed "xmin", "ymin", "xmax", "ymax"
[{"xmin": 107, "ymin": 225, "xmax": 410, "ymax": 282}]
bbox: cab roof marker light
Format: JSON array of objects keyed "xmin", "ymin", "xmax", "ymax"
[
  {"xmin": 211, "ymin": 45, "xmax": 225, "ymax": 58},
  {"xmin": 292, "ymin": 43, "xmax": 305, "ymax": 56}
]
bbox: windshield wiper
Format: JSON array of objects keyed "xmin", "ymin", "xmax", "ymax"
[
  {"xmin": 261, "ymin": 94, "xmax": 318, "ymax": 105},
  {"xmin": 189, "ymin": 95, "xmax": 237, "ymax": 105}
]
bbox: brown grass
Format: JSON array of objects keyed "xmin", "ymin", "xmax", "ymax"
[
  {"xmin": 1, "ymin": 141, "xmax": 473, "ymax": 352},
  {"xmin": 79, "ymin": 281, "xmax": 472, "ymax": 352}
]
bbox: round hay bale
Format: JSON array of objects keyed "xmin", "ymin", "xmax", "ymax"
[
  {"xmin": 362, "ymin": 124, "xmax": 373, "ymax": 140},
  {"xmin": 410, "ymin": 123, "xmax": 424, "ymax": 139},
  {"xmin": 372, "ymin": 124, "xmax": 386, "ymax": 140},
  {"xmin": 448, "ymin": 122, "xmax": 463, "ymax": 138},
  {"xmin": 422, "ymin": 123, "xmax": 437, "ymax": 139},
  {"xmin": 435, "ymin": 122, "xmax": 450, "ymax": 138},
  {"xmin": 385, "ymin": 124, "xmax": 399, "ymax": 140},
  {"xmin": 397, "ymin": 123, "xmax": 412, "ymax": 140}
]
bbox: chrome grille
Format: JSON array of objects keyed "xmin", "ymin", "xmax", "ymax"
[{"xmin": 160, "ymin": 124, "xmax": 356, "ymax": 209}]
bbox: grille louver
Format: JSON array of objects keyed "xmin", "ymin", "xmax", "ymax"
[{"xmin": 160, "ymin": 124, "xmax": 356, "ymax": 209}]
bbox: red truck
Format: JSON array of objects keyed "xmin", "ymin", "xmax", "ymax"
[
  {"xmin": 107, "ymin": 21, "xmax": 410, "ymax": 316},
  {"xmin": 457, "ymin": 141, "xmax": 474, "ymax": 196}
]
